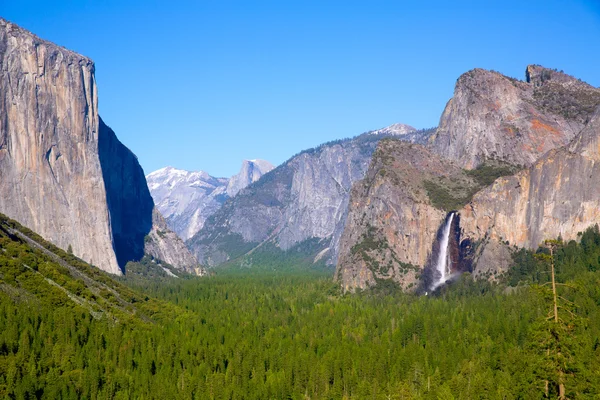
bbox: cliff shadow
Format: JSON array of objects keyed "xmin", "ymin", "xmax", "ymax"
[{"xmin": 98, "ymin": 117, "xmax": 154, "ymax": 271}]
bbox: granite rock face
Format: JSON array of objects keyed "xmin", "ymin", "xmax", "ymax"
[
  {"xmin": 147, "ymin": 160, "xmax": 273, "ymax": 241},
  {"xmin": 226, "ymin": 159, "xmax": 274, "ymax": 197},
  {"xmin": 98, "ymin": 118, "xmax": 154, "ymax": 268},
  {"xmin": 337, "ymin": 65, "xmax": 600, "ymax": 291},
  {"xmin": 460, "ymin": 107, "xmax": 600, "ymax": 275},
  {"xmin": 0, "ymin": 18, "xmax": 120, "ymax": 273},
  {"xmin": 428, "ymin": 66, "xmax": 599, "ymax": 169},
  {"xmin": 0, "ymin": 19, "xmax": 201, "ymax": 275},
  {"xmin": 143, "ymin": 208, "xmax": 206, "ymax": 275},
  {"xmin": 335, "ymin": 140, "xmax": 476, "ymax": 291},
  {"xmin": 188, "ymin": 127, "xmax": 433, "ymax": 268}
]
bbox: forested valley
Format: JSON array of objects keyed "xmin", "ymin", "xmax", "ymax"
[{"xmin": 1, "ymin": 212, "xmax": 600, "ymax": 399}]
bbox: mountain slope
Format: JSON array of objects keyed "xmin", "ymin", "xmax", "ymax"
[
  {"xmin": 337, "ymin": 66, "xmax": 600, "ymax": 291},
  {"xmin": 147, "ymin": 159, "xmax": 273, "ymax": 240},
  {"xmin": 334, "ymin": 139, "xmax": 510, "ymax": 291},
  {"xmin": 188, "ymin": 127, "xmax": 434, "ymax": 268},
  {"xmin": 428, "ymin": 65, "xmax": 600, "ymax": 169},
  {"xmin": 460, "ymin": 106, "xmax": 600, "ymax": 276},
  {"xmin": 0, "ymin": 18, "xmax": 201, "ymax": 274},
  {"xmin": 0, "ymin": 212, "xmax": 179, "ymax": 323},
  {"xmin": 226, "ymin": 159, "xmax": 274, "ymax": 197}
]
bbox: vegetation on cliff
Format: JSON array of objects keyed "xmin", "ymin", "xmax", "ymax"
[{"xmin": 423, "ymin": 160, "xmax": 519, "ymax": 211}]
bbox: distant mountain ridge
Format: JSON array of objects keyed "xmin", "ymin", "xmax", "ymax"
[
  {"xmin": 147, "ymin": 159, "xmax": 274, "ymax": 240},
  {"xmin": 186, "ymin": 125, "xmax": 434, "ymax": 268}
]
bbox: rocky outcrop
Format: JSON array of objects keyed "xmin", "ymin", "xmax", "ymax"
[
  {"xmin": 337, "ymin": 66, "xmax": 600, "ymax": 291},
  {"xmin": 188, "ymin": 127, "xmax": 433, "ymax": 268},
  {"xmin": 0, "ymin": 18, "xmax": 201, "ymax": 275},
  {"xmin": 335, "ymin": 139, "xmax": 477, "ymax": 291},
  {"xmin": 459, "ymin": 107, "xmax": 600, "ymax": 275},
  {"xmin": 428, "ymin": 66, "xmax": 599, "ymax": 169},
  {"xmin": 143, "ymin": 209, "xmax": 206, "ymax": 275},
  {"xmin": 226, "ymin": 159, "xmax": 274, "ymax": 197},
  {"xmin": 147, "ymin": 159, "xmax": 273, "ymax": 241},
  {"xmin": 0, "ymin": 18, "xmax": 120, "ymax": 273}
]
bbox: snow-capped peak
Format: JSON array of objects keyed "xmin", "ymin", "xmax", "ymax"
[{"xmin": 370, "ymin": 123, "xmax": 417, "ymax": 136}]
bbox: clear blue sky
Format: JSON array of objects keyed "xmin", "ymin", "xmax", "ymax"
[{"xmin": 3, "ymin": 1, "xmax": 599, "ymax": 177}]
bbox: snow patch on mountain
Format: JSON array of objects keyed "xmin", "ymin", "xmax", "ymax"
[
  {"xmin": 369, "ymin": 123, "xmax": 417, "ymax": 136},
  {"xmin": 147, "ymin": 160, "xmax": 274, "ymax": 240}
]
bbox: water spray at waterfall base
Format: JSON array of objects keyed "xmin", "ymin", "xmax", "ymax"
[{"xmin": 431, "ymin": 212, "xmax": 456, "ymax": 291}]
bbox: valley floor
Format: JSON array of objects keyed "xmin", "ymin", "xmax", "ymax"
[{"xmin": 2, "ymin": 221, "xmax": 600, "ymax": 398}]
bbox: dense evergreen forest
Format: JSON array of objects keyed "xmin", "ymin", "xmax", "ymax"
[{"xmin": 1, "ymin": 212, "xmax": 600, "ymax": 398}]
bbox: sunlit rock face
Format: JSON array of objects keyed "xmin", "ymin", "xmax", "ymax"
[
  {"xmin": 0, "ymin": 18, "xmax": 121, "ymax": 273},
  {"xmin": 335, "ymin": 140, "xmax": 477, "ymax": 292},
  {"xmin": 187, "ymin": 127, "xmax": 434, "ymax": 268},
  {"xmin": 226, "ymin": 159, "xmax": 274, "ymax": 197},
  {"xmin": 429, "ymin": 66, "xmax": 600, "ymax": 169},
  {"xmin": 337, "ymin": 66, "xmax": 600, "ymax": 290},
  {"xmin": 147, "ymin": 160, "xmax": 274, "ymax": 241},
  {"xmin": 0, "ymin": 18, "xmax": 201, "ymax": 275},
  {"xmin": 460, "ymin": 107, "xmax": 600, "ymax": 276}
]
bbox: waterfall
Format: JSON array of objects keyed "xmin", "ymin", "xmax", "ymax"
[{"xmin": 431, "ymin": 212, "xmax": 455, "ymax": 290}]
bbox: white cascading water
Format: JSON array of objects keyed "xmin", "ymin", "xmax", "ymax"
[{"xmin": 431, "ymin": 213, "xmax": 455, "ymax": 291}]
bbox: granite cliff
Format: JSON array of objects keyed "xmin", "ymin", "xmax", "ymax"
[
  {"xmin": 337, "ymin": 66, "xmax": 600, "ymax": 291},
  {"xmin": 335, "ymin": 139, "xmax": 481, "ymax": 291},
  {"xmin": 428, "ymin": 66, "xmax": 600, "ymax": 169},
  {"xmin": 147, "ymin": 159, "xmax": 273, "ymax": 241},
  {"xmin": 459, "ymin": 106, "xmax": 600, "ymax": 277},
  {"xmin": 0, "ymin": 18, "xmax": 201, "ymax": 275},
  {"xmin": 188, "ymin": 126, "xmax": 434, "ymax": 268}
]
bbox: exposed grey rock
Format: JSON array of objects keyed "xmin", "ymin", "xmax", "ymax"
[
  {"xmin": 0, "ymin": 18, "xmax": 201, "ymax": 275},
  {"xmin": 337, "ymin": 65, "xmax": 600, "ymax": 291},
  {"xmin": 143, "ymin": 208, "xmax": 206, "ymax": 276},
  {"xmin": 0, "ymin": 18, "xmax": 120, "ymax": 274},
  {"xmin": 98, "ymin": 118, "xmax": 154, "ymax": 268},
  {"xmin": 188, "ymin": 126, "xmax": 433, "ymax": 268},
  {"xmin": 335, "ymin": 139, "xmax": 475, "ymax": 291},
  {"xmin": 460, "ymin": 106, "xmax": 600, "ymax": 274},
  {"xmin": 147, "ymin": 167, "xmax": 229, "ymax": 240},
  {"xmin": 369, "ymin": 123, "xmax": 416, "ymax": 136},
  {"xmin": 146, "ymin": 159, "xmax": 274, "ymax": 241},
  {"xmin": 226, "ymin": 159, "xmax": 274, "ymax": 197}
]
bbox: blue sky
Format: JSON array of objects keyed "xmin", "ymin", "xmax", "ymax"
[{"xmin": 3, "ymin": 1, "xmax": 599, "ymax": 177}]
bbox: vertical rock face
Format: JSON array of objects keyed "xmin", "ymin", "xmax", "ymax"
[
  {"xmin": 226, "ymin": 159, "xmax": 274, "ymax": 197},
  {"xmin": 146, "ymin": 159, "xmax": 273, "ymax": 241},
  {"xmin": 428, "ymin": 66, "xmax": 599, "ymax": 169},
  {"xmin": 188, "ymin": 138, "xmax": 374, "ymax": 267},
  {"xmin": 335, "ymin": 140, "xmax": 477, "ymax": 291},
  {"xmin": 337, "ymin": 66, "xmax": 600, "ymax": 291},
  {"xmin": 98, "ymin": 118, "xmax": 154, "ymax": 267},
  {"xmin": 99, "ymin": 119, "xmax": 203, "ymax": 274},
  {"xmin": 0, "ymin": 19, "xmax": 201, "ymax": 275},
  {"xmin": 0, "ymin": 18, "xmax": 120, "ymax": 274},
  {"xmin": 143, "ymin": 208, "xmax": 206, "ymax": 275},
  {"xmin": 188, "ymin": 127, "xmax": 434, "ymax": 268},
  {"xmin": 460, "ymin": 107, "xmax": 600, "ymax": 274}
]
